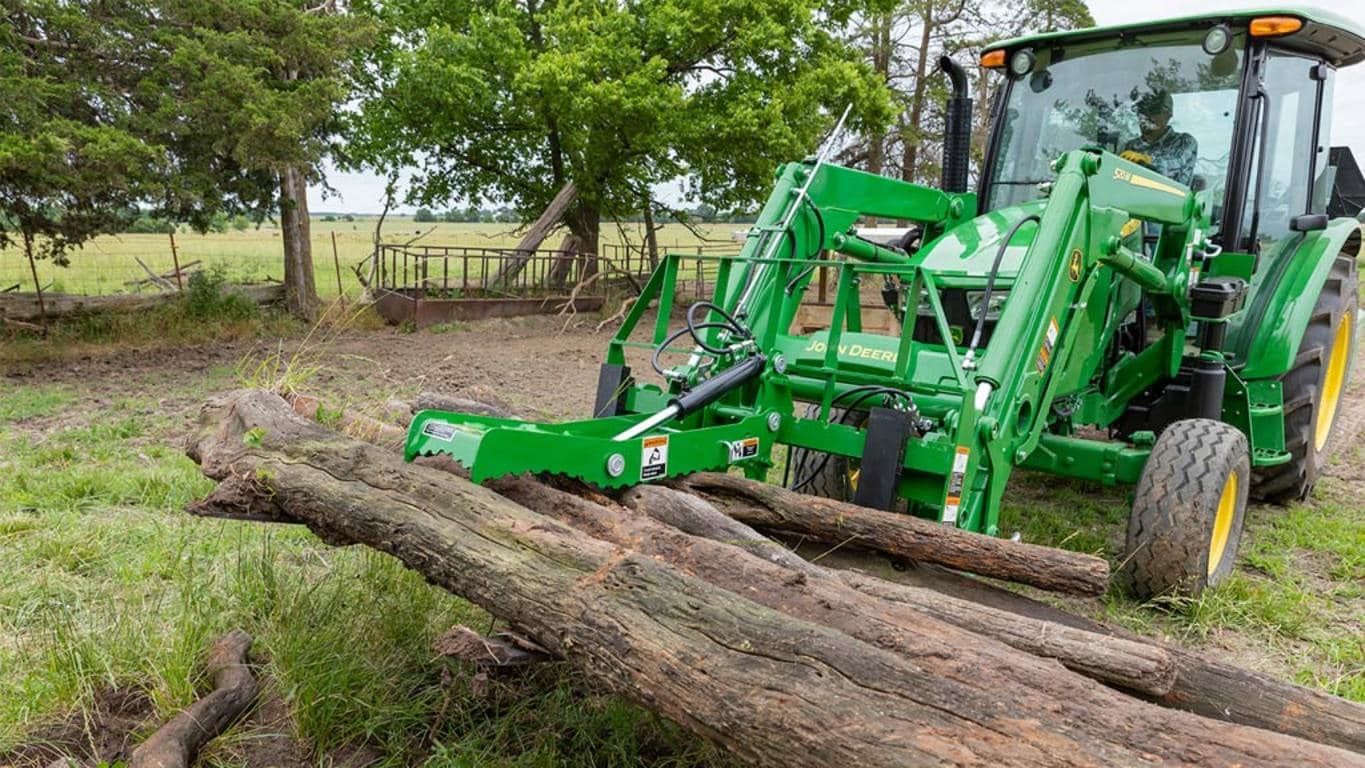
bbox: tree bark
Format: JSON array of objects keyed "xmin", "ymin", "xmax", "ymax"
[
  {"xmin": 279, "ymin": 164, "xmax": 319, "ymax": 321},
  {"xmin": 128, "ymin": 630, "xmax": 257, "ymax": 768},
  {"xmin": 274, "ymin": 391, "xmax": 1365, "ymax": 755},
  {"xmin": 675, "ymin": 472, "xmax": 1110, "ymax": 596},
  {"xmin": 544, "ymin": 231, "xmax": 585, "ymax": 291},
  {"xmin": 186, "ymin": 390, "xmax": 1364, "ymax": 768},
  {"xmin": 490, "ymin": 181, "xmax": 578, "ymax": 289},
  {"xmin": 22, "ymin": 231, "xmax": 47, "ymax": 337}
]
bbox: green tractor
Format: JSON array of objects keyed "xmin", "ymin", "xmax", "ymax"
[{"xmin": 407, "ymin": 8, "xmax": 1364, "ymax": 598}]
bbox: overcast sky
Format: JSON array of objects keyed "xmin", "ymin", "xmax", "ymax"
[{"xmin": 307, "ymin": 0, "xmax": 1365, "ymax": 214}]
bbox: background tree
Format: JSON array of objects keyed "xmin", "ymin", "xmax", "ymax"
[
  {"xmin": 0, "ymin": 0, "xmax": 370, "ymax": 323},
  {"xmin": 345, "ymin": 0, "xmax": 893, "ymax": 270},
  {"xmin": 0, "ymin": 0, "xmax": 162, "ymax": 331},
  {"xmin": 843, "ymin": 0, "xmax": 1094, "ymax": 189}
]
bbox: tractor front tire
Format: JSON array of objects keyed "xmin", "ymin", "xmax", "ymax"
[
  {"xmin": 1253, "ymin": 251, "xmax": 1358, "ymax": 503},
  {"xmin": 788, "ymin": 404, "xmax": 855, "ymax": 501},
  {"xmin": 1120, "ymin": 419, "xmax": 1250, "ymax": 600}
]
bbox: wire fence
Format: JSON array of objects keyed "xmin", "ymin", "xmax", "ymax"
[{"xmin": 0, "ymin": 223, "xmax": 742, "ymax": 299}]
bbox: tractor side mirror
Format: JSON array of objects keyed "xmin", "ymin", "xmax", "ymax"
[{"xmin": 1289, "ymin": 213, "xmax": 1329, "ymax": 232}]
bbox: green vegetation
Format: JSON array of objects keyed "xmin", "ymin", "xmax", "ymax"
[
  {"xmin": 0, "ymin": 378, "xmax": 729, "ymax": 767},
  {"xmin": 0, "ymin": 218, "xmax": 731, "ymax": 298},
  {"xmin": 346, "ymin": 0, "xmax": 891, "ymax": 251},
  {"xmin": 1002, "ymin": 468, "xmax": 1365, "ymax": 702}
]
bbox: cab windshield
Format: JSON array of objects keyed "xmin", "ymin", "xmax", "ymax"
[{"xmin": 986, "ymin": 34, "xmax": 1246, "ymax": 233}]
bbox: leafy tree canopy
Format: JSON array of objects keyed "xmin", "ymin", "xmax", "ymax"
[
  {"xmin": 346, "ymin": 0, "xmax": 893, "ymax": 245},
  {"xmin": 0, "ymin": 0, "xmax": 370, "ymax": 265}
]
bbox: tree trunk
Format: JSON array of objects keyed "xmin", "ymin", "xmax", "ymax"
[
  {"xmin": 565, "ymin": 198, "xmax": 600, "ymax": 280},
  {"xmin": 675, "ymin": 473, "xmax": 1110, "ymax": 596},
  {"xmin": 642, "ymin": 195, "xmax": 659, "ymax": 271},
  {"xmin": 544, "ymin": 231, "xmax": 585, "ymax": 291},
  {"xmin": 279, "ymin": 165, "xmax": 318, "ymax": 321},
  {"xmin": 22, "ymin": 231, "xmax": 47, "ymax": 337},
  {"xmin": 490, "ymin": 181, "xmax": 578, "ymax": 289},
  {"xmin": 186, "ymin": 389, "xmax": 1364, "ymax": 768},
  {"xmin": 900, "ymin": 3, "xmax": 936, "ymax": 184}
]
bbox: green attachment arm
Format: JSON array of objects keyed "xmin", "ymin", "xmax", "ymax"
[
  {"xmin": 1100, "ymin": 238, "xmax": 1170, "ymax": 293},
  {"xmin": 830, "ymin": 232, "xmax": 911, "ymax": 264}
]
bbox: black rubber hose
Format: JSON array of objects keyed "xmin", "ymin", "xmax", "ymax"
[
  {"xmin": 785, "ymin": 198, "xmax": 829, "ymax": 295},
  {"xmin": 789, "ymin": 387, "xmax": 911, "ymax": 493},
  {"xmin": 965, "ymin": 214, "xmax": 1039, "ymax": 358}
]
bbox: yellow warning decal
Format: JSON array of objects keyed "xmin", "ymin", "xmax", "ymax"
[
  {"xmin": 1035, "ymin": 316, "xmax": 1060, "ymax": 373},
  {"xmin": 943, "ymin": 446, "xmax": 970, "ymax": 525},
  {"xmin": 641, "ymin": 435, "xmax": 669, "ymax": 481}
]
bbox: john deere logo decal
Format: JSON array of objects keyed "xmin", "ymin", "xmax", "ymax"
[{"xmin": 1068, "ymin": 249, "xmax": 1083, "ymax": 282}]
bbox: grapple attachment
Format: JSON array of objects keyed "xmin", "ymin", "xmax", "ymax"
[{"xmin": 405, "ymin": 408, "xmax": 776, "ymax": 487}]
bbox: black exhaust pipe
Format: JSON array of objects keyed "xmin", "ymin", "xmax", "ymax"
[{"xmin": 938, "ymin": 55, "xmax": 972, "ymax": 194}]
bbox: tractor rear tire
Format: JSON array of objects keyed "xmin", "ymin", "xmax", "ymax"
[
  {"xmin": 788, "ymin": 404, "xmax": 855, "ymax": 501},
  {"xmin": 1120, "ymin": 419, "xmax": 1250, "ymax": 600},
  {"xmin": 1252, "ymin": 251, "xmax": 1358, "ymax": 503}
]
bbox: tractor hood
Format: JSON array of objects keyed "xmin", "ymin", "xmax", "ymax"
[{"xmin": 912, "ymin": 200, "xmax": 1047, "ymax": 280}]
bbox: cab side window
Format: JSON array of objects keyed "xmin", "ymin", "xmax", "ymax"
[{"xmin": 1241, "ymin": 51, "xmax": 1328, "ymax": 250}]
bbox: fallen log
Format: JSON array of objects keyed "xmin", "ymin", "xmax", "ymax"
[
  {"xmin": 279, "ymin": 391, "xmax": 1365, "ymax": 753},
  {"xmin": 616, "ymin": 484, "xmax": 1176, "ymax": 696},
  {"xmin": 849, "ymin": 555, "xmax": 1365, "ymax": 756},
  {"xmin": 0, "ymin": 284, "xmax": 284, "ymax": 323},
  {"xmin": 128, "ymin": 630, "xmax": 257, "ymax": 768},
  {"xmin": 676, "ymin": 472, "xmax": 1110, "ymax": 596},
  {"xmin": 288, "ymin": 392, "xmax": 1175, "ymax": 693},
  {"xmin": 187, "ymin": 390, "xmax": 1362, "ymax": 767}
]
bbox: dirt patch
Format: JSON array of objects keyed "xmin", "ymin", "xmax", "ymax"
[{"xmin": 0, "ymin": 687, "xmax": 153, "ymax": 768}]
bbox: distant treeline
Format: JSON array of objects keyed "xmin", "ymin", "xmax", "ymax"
[{"xmin": 412, "ymin": 204, "xmax": 756, "ymax": 225}]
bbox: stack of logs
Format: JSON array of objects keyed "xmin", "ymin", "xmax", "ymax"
[{"xmin": 186, "ymin": 389, "xmax": 1365, "ymax": 767}]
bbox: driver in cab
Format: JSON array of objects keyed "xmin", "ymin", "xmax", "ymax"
[{"xmin": 1120, "ymin": 88, "xmax": 1198, "ymax": 187}]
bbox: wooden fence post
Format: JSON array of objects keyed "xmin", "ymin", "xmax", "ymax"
[
  {"xmin": 331, "ymin": 231, "xmax": 344, "ymax": 302},
  {"xmin": 169, "ymin": 232, "xmax": 184, "ymax": 292}
]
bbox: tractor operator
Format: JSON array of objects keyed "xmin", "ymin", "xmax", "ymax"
[{"xmin": 1120, "ymin": 89, "xmax": 1198, "ymax": 187}]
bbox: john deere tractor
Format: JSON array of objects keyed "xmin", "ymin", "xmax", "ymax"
[{"xmin": 408, "ymin": 9, "xmax": 1364, "ymax": 598}]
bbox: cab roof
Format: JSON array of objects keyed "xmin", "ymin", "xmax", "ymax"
[{"xmin": 987, "ymin": 7, "xmax": 1365, "ymax": 67}]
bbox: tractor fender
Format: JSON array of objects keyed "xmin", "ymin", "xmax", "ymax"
[{"xmin": 1236, "ymin": 218, "xmax": 1361, "ymax": 379}]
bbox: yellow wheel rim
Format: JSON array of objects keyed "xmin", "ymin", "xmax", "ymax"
[
  {"xmin": 1315, "ymin": 314, "xmax": 1353, "ymax": 452},
  {"xmin": 1208, "ymin": 470, "xmax": 1239, "ymax": 578}
]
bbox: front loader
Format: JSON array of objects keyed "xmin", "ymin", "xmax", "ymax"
[{"xmin": 408, "ymin": 8, "xmax": 1364, "ymax": 598}]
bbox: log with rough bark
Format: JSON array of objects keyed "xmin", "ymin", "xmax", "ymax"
[
  {"xmin": 675, "ymin": 472, "xmax": 1110, "ymax": 596},
  {"xmin": 128, "ymin": 630, "xmax": 257, "ymax": 768},
  {"xmin": 186, "ymin": 389, "xmax": 1364, "ymax": 767},
  {"xmin": 0, "ymin": 285, "xmax": 283, "ymax": 323},
  {"xmin": 272, "ymin": 391, "xmax": 1365, "ymax": 753}
]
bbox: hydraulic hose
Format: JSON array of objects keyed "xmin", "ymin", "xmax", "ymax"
[{"xmin": 965, "ymin": 214, "xmax": 1039, "ymax": 363}]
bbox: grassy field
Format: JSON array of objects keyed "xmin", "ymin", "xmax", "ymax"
[
  {"xmin": 0, "ymin": 282, "xmax": 1361, "ymax": 766},
  {"xmin": 0, "ymin": 219, "xmax": 733, "ymax": 299}
]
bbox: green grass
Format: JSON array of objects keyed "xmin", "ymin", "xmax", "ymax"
[
  {"xmin": 0, "ymin": 219, "xmax": 730, "ymax": 299},
  {"xmin": 0, "ymin": 372, "xmax": 729, "ymax": 767},
  {"xmin": 1003, "ymin": 465, "xmax": 1365, "ymax": 703}
]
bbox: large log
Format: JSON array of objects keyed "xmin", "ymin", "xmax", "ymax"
[
  {"xmin": 677, "ymin": 472, "xmax": 1110, "ymax": 596},
  {"xmin": 278, "ymin": 391, "xmax": 1365, "ymax": 753},
  {"xmin": 853, "ymin": 556, "xmax": 1365, "ymax": 756},
  {"xmin": 187, "ymin": 390, "xmax": 1362, "ymax": 767}
]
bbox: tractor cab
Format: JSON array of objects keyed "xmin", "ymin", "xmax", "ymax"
[{"xmin": 979, "ymin": 10, "xmax": 1365, "ymax": 254}]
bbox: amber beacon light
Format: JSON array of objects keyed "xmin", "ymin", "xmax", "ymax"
[{"xmin": 1249, "ymin": 16, "xmax": 1304, "ymax": 37}]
